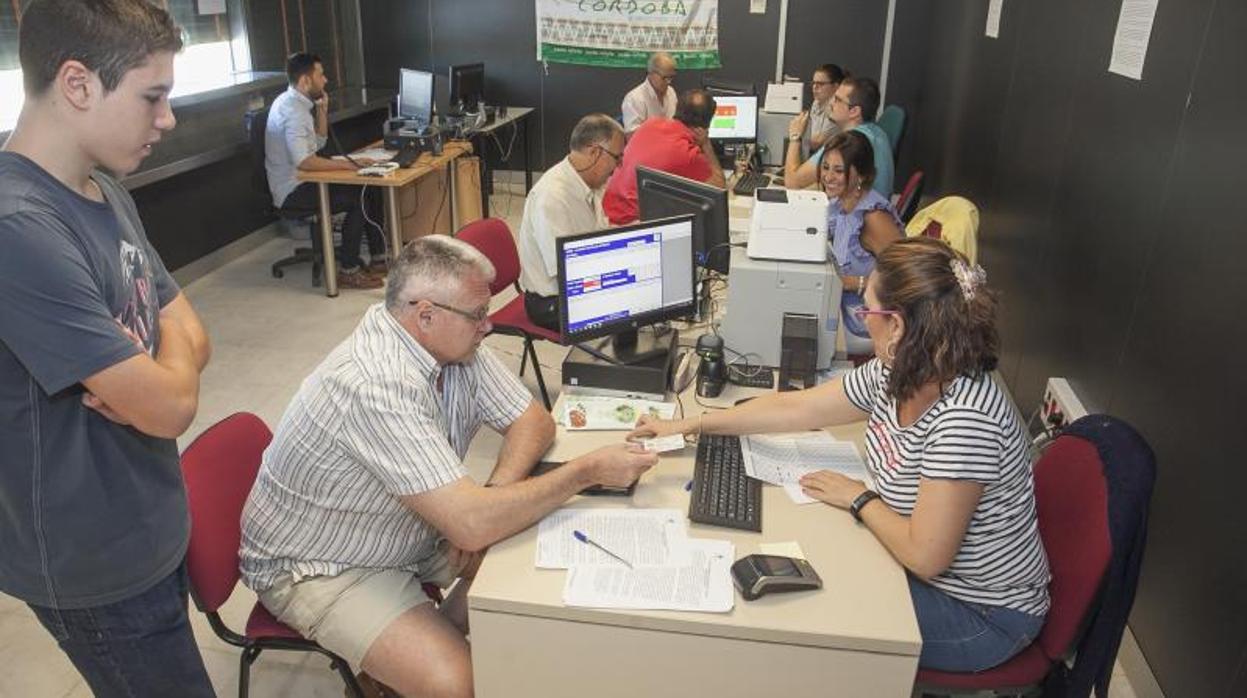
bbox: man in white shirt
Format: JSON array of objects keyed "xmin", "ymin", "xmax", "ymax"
[
  {"xmin": 621, "ymin": 52, "xmax": 678, "ymax": 134},
  {"xmin": 518, "ymin": 114, "xmax": 626, "ymax": 330},
  {"xmin": 241, "ymin": 235, "xmax": 657, "ymax": 698}
]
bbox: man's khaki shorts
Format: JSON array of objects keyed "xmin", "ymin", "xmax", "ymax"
[{"xmin": 258, "ymin": 552, "xmax": 456, "ymax": 668}]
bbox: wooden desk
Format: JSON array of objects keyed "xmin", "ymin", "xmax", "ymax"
[
  {"xmin": 296, "ymin": 140, "xmax": 472, "ymax": 296},
  {"xmin": 467, "ymin": 383, "xmax": 922, "ymax": 698}
]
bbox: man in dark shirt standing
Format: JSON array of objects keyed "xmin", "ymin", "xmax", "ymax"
[{"xmin": 0, "ymin": 1, "xmax": 214, "ymax": 695}]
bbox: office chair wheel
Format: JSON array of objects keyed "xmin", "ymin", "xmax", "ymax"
[{"xmin": 272, "ymin": 267, "xmax": 284, "ymax": 279}]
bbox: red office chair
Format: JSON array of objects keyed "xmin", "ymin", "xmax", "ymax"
[
  {"xmin": 915, "ymin": 433, "xmax": 1112, "ymax": 696},
  {"xmin": 456, "ymin": 217, "xmax": 561, "ymax": 409},
  {"xmin": 181, "ymin": 412, "xmax": 366, "ymax": 698},
  {"xmin": 895, "ymin": 170, "xmax": 925, "ymax": 224}
]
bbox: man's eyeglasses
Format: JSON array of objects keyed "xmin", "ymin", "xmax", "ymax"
[
  {"xmin": 652, "ymin": 72, "xmax": 676, "ymax": 83},
  {"xmin": 831, "ymin": 93, "xmax": 852, "ymax": 107},
  {"xmin": 597, "ymin": 144, "xmax": 623, "ymax": 162},
  {"xmin": 851, "ymin": 307, "xmax": 900, "ymax": 321},
  {"xmin": 811, "ymin": 80, "xmax": 833, "ymax": 87},
  {"xmin": 409, "ymin": 299, "xmax": 490, "ymax": 325}
]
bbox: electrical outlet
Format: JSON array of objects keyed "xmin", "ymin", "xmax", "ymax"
[{"xmin": 1040, "ymin": 377, "xmax": 1088, "ymax": 433}]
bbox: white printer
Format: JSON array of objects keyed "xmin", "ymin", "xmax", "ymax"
[{"xmin": 746, "ymin": 188, "xmax": 830, "ymax": 263}]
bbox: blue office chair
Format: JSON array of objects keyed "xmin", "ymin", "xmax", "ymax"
[{"xmin": 877, "ymin": 105, "xmax": 906, "ymax": 164}]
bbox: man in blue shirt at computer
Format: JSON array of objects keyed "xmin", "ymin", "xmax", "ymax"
[
  {"xmin": 783, "ymin": 76, "xmax": 894, "ymax": 197},
  {"xmin": 266, "ymin": 52, "xmax": 387, "ymax": 289}
]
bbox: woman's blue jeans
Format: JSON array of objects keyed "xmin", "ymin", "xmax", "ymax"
[{"xmin": 909, "ymin": 575, "xmax": 1045, "ymax": 672}]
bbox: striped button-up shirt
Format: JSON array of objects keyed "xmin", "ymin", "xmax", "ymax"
[{"xmin": 240, "ymin": 304, "xmax": 533, "ymax": 592}]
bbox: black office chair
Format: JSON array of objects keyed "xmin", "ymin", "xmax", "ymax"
[{"xmin": 244, "ymin": 107, "xmax": 324, "ymax": 286}]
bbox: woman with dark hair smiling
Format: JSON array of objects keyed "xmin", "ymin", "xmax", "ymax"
[
  {"xmin": 631, "ymin": 237, "xmax": 1051, "ymax": 672},
  {"xmin": 820, "ymin": 130, "xmax": 903, "ymax": 354}
]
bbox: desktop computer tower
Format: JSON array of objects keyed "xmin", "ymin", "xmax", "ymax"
[
  {"xmin": 719, "ymin": 247, "xmax": 841, "ymax": 369},
  {"xmin": 757, "ymin": 110, "xmax": 794, "ymax": 166}
]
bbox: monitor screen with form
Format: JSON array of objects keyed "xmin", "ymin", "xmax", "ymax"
[
  {"xmin": 558, "ymin": 217, "xmax": 695, "ymax": 342},
  {"xmin": 708, "ymin": 95, "xmax": 758, "ymax": 141}
]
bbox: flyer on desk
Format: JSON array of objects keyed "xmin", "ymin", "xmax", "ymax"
[{"xmin": 563, "ymin": 396, "xmax": 677, "ymax": 431}]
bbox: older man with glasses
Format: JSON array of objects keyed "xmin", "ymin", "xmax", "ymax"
[
  {"xmin": 621, "ymin": 51, "xmax": 678, "ymax": 133},
  {"xmin": 240, "ymin": 235, "xmax": 657, "ymax": 698},
  {"xmin": 517, "ymin": 113, "xmax": 626, "ymax": 330}
]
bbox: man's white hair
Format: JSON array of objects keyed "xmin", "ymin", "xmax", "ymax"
[
  {"xmin": 385, "ymin": 235, "xmax": 495, "ymax": 312},
  {"xmin": 647, "ymin": 52, "xmax": 675, "ymax": 74}
]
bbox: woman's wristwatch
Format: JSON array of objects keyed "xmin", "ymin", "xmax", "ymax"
[{"xmin": 849, "ymin": 490, "xmax": 881, "ymax": 523}]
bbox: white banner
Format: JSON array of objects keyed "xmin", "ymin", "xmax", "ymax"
[{"xmin": 535, "ymin": 0, "xmax": 721, "ymax": 69}]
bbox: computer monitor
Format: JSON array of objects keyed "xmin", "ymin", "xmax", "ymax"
[
  {"xmin": 557, "ymin": 215, "xmax": 696, "ymax": 364},
  {"xmin": 636, "ymin": 166, "xmax": 730, "ymax": 275},
  {"xmin": 449, "ymin": 63, "xmax": 485, "ymax": 112},
  {"xmin": 708, "ymin": 95, "xmax": 758, "ymax": 143},
  {"xmin": 701, "ymin": 77, "xmax": 756, "ymax": 96},
  {"xmin": 398, "ymin": 68, "xmax": 434, "ymax": 126}
]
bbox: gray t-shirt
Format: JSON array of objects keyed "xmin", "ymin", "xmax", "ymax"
[{"xmin": 0, "ymin": 152, "xmax": 188, "ymax": 609}]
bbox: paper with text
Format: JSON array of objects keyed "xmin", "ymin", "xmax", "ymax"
[
  {"xmin": 1109, "ymin": 0, "xmax": 1158, "ymax": 80},
  {"xmin": 562, "ymin": 538, "xmax": 735, "ymax": 612},
  {"xmin": 985, "ymin": 0, "xmax": 1003, "ymax": 38},
  {"xmin": 536, "ymin": 509, "xmax": 686, "ymax": 569},
  {"xmin": 741, "ymin": 432, "xmax": 868, "ymax": 504}
]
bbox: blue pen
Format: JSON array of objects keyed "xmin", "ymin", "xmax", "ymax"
[{"xmin": 572, "ymin": 530, "xmax": 634, "ymax": 569}]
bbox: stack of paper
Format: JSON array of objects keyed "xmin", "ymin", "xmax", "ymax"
[
  {"xmin": 740, "ymin": 432, "xmax": 869, "ymax": 504},
  {"xmin": 536, "ymin": 508, "xmax": 735, "ymax": 613},
  {"xmin": 562, "ymin": 539, "xmax": 735, "ymax": 613}
]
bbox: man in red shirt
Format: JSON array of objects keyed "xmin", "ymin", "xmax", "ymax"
[{"xmin": 603, "ymin": 89, "xmax": 727, "ymax": 224}]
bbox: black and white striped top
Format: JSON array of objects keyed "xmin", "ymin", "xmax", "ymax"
[
  {"xmin": 240, "ymin": 304, "xmax": 533, "ymax": 592},
  {"xmin": 843, "ymin": 359, "xmax": 1051, "ymax": 616}
]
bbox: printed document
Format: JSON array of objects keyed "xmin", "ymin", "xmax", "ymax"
[
  {"xmin": 536, "ymin": 509, "xmax": 686, "ymax": 569},
  {"xmin": 562, "ymin": 538, "xmax": 735, "ymax": 612},
  {"xmin": 740, "ymin": 432, "xmax": 868, "ymax": 504}
]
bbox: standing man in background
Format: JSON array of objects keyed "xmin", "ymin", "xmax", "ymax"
[
  {"xmin": 267, "ymin": 52, "xmax": 387, "ymax": 290},
  {"xmin": 621, "ymin": 52, "xmax": 678, "ymax": 134},
  {"xmin": 517, "ymin": 114, "xmax": 626, "ymax": 331},
  {"xmin": 0, "ymin": 1, "xmax": 214, "ymax": 695}
]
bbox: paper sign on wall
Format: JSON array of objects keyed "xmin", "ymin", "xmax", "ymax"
[
  {"xmin": 1109, "ymin": 0, "xmax": 1159, "ymax": 80},
  {"xmin": 985, "ymin": 0, "xmax": 1003, "ymax": 39}
]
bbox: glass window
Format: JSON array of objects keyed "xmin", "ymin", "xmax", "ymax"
[{"xmin": 0, "ymin": 0, "xmax": 239, "ymax": 132}]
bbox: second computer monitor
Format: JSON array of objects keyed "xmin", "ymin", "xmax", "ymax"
[
  {"xmin": 399, "ymin": 68, "xmax": 434, "ymax": 126},
  {"xmin": 449, "ymin": 63, "xmax": 485, "ymax": 112},
  {"xmin": 636, "ymin": 166, "xmax": 730, "ymax": 275},
  {"xmin": 557, "ymin": 215, "xmax": 696, "ymax": 352},
  {"xmin": 708, "ymin": 95, "xmax": 758, "ymax": 143}
]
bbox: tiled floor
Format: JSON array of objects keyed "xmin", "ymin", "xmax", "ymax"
[{"xmin": 0, "ymin": 187, "xmax": 1142, "ymax": 697}]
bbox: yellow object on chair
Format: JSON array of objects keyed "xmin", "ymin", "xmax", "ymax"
[{"xmin": 905, "ymin": 196, "xmax": 980, "ymax": 265}]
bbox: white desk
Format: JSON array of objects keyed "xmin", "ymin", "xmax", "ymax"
[{"xmin": 467, "ymin": 384, "xmax": 922, "ymax": 698}]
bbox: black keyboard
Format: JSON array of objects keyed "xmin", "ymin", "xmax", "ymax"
[
  {"xmin": 689, "ymin": 434, "xmax": 762, "ymax": 532},
  {"xmin": 732, "ymin": 171, "xmax": 773, "ymax": 197},
  {"xmin": 728, "ymin": 366, "xmax": 775, "ymax": 389},
  {"xmin": 392, "ymin": 147, "xmax": 421, "ymax": 168}
]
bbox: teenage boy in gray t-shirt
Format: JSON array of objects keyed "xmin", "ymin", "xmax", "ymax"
[{"xmin": 0, "ymin": 1, "xmax": 213, "ymax": 695}]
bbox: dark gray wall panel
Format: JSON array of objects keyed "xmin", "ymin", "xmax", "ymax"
[
  {"xmin": 897, "ymin": 0, "xmax": 1247, "ymax": 694},
  {"xmin": 1105, "ymin": 0, "xmax": 1247, "ymax": 693},
  {"xmin": 784, "ymin": 0, "xmax": 886, "ymax": 85},
  {"xmin": 884, "ymin": 0, "xmax": 934, "ymax": 179}
]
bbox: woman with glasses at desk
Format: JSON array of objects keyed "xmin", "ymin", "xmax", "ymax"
[{"xmin": 631, "ymin": 237, "xmax": 1051, "ymax": 673}]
